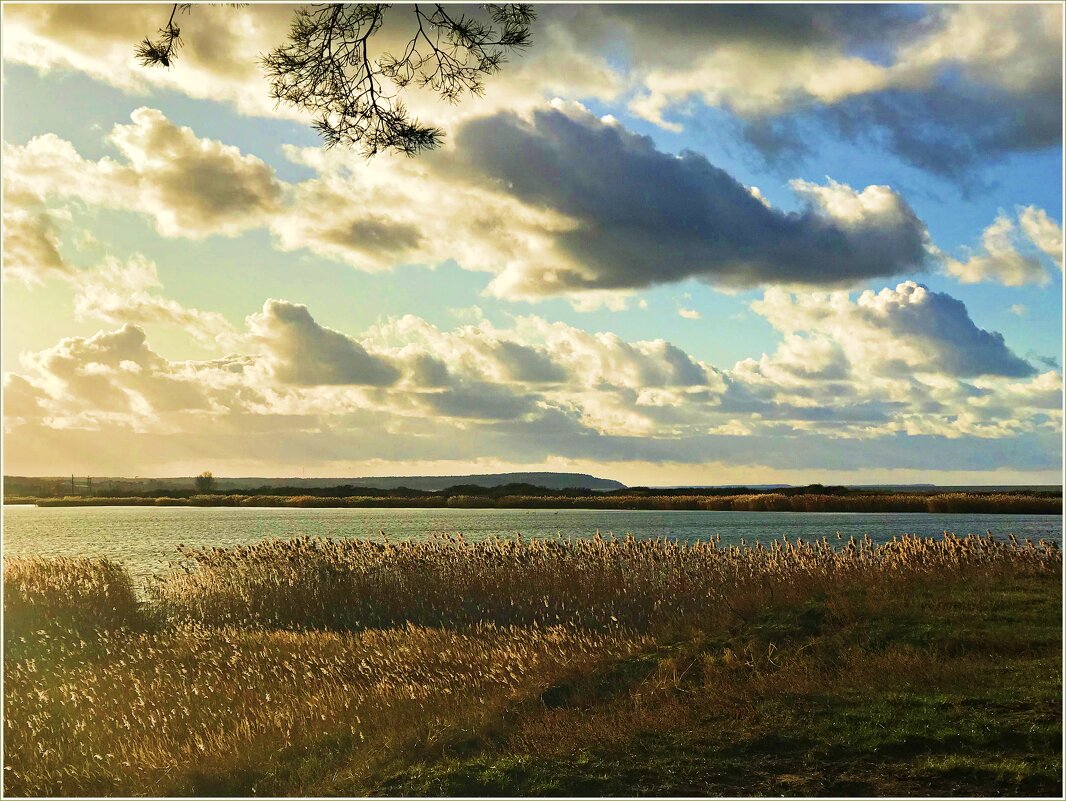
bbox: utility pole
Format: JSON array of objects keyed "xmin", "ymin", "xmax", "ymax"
[
  {"xmin": 87, "ymin": 477, "xmax": 93, "ymax": 497},
  {"xmin": 71, "ymin": 474, "xmax": 75, "ymax": 495}
]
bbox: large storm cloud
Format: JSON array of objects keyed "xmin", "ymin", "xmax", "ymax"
[{"xmin": 453, "ymin": 107, "xmax": 930, "ymax": 297}]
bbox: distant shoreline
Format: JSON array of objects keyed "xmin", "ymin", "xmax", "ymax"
[{"xmin": 6, "ymin": 490, "xmax": 1062, "ymax": 515}]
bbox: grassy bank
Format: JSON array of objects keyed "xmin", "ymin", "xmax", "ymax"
[
  {"xmin": 3, "ymin": 534, "xmax": 1062, "ymax": 796},
  {"xmin": 11, "ymin": 489, "xmax": 1063, "ymax": 514}
]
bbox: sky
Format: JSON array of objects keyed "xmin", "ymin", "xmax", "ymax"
[{"xmin": 1, "ymin": 2, "xmax": 1063, "ymax": 486}]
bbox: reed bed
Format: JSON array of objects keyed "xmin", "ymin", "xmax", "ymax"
[
  {"xmin": 3, "ymin": 557, "xmax": 140, "ymax": 636},
  {"xmin": 150, "ymin": 532, "xmax": 1061, "ymax": 632},
  {"xmin": 457, "ymin": 492, "xmax": 1063, "ymax": 514},
  {"xmin": 4, "ymin": 621, "xmax": 645, "ymax": 796}
]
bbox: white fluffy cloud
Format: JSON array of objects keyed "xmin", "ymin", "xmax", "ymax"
[
  {"xmin": 1018, "ymin": 206, "xmax": 1064, "ymax": 271},
  {"xmin": 4, "ymin": 109, "xmax": 282, "ymax": 240},
  {"xmin": 630, "ymin": 39, "xmax": 892, "ymax": 128},
  {"xmin": 944, "ymin": 207, "xmax": 1062, "ymax": 286},
  {"xmin": 18, "ymin": 324, "xmax": 215, "ymax": 427},
  {"xmin": 268, "ymin": 142, "xmax": 573, "ymax": 278},
  {"xmin": 108, "ymin": 108, "xmax": 283, "ymax": 237},
  {"xmin": 5, "ymin": 283, "xmax": 1056, "ymax": 476},
  {"xmin": 751, "ymin": 281, "xmax": 1035, "ymax": 379}
]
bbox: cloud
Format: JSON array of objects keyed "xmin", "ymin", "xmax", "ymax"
[
  {"xmin": 1018, "ymin": 206, "xmax": 1064, "ymax": 271},
  {"xmin": 453, "ymin": 106, "xmax": 929, "ymax": 298},
  {"xmin": 621, "ymin": 4, "xmax": 1062, "ymax": 178},
  {"xmin": 5, "ymin": 109, "xmax": 571, "ymax": 290},
  {"xmin": 943, "ymin": 214, "xmax": 1049, "ymax": 287},
  {"xmin": 629, "ymin": 36, "xmax": 891, "ymax": 126},
  {"xmin": 269, "ymin": 141, "xmax": 575, "ymax": 280},
  {"xmin": 0, "ymin": 203, "xmax": 238, "ymax": 345},
  {"xmin": 71, "ymin": 255, "xmax": 235, "ymax": 344},
  {"xmin": 752, "ymin": 280, "xmax": 1035, "ymax": 379},
  {"xmin": 2, "ymin": 374, "xmax": 51, "ymax": 429},
  {"xmin": 108, "ymin": 108, "xmax": 283, "ymax": 236},
  {"xmin": 943, "ymin": 206, "xmax": 1062, "ymax": 286},
  {"xmin": 5, "ymin": 287, "xmax": 1058, "ymax": 475},
  {"xmin": 4, "ymin": 108, "xmax": 282, "ymax": 239},
  {"xmin": 8, "ymin": 105, "xmax": 935, "ymax": 303},
  {"xmin": 677, "ymin": 308, "xmax": 701, "ymax": 320},
  {"xmin": 1, "ymin": 207, "xmax": 73, "ymax": 284},
  {"xmin": 20, "ymin": 324, "xmax": 215, "ymax": 422},
  {"xmin": 3, "ymin": 3, "xmax": 298, "ymax": 118},
  {"xmin": 247, "ymin": 300, "xmax": 401, "ymax": 387},
  {"xmin": 4, "ymin": 4, "xmax": 1059, "ymax": 184},
  {"xmin": 2, "ymin": 3, "xmax": 622, "ymax": 132}
]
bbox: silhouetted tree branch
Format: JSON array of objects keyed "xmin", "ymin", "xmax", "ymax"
[
  {"xmin": 137, "ymin": 3, "xmax": 535, "ymax": 156},
  {"xmin": 136, "ymin": 3, "xmax": 192, "ymax": 68}
]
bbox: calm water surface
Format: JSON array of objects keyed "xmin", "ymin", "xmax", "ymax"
[{"xmin": 3, "ymin": 505, "xmax": 1061, "ymax": 584}]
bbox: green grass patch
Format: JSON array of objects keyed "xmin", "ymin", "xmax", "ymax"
[{"xmin": 373, "ymin": 573, "xmax": 1062, "ymax": 798}]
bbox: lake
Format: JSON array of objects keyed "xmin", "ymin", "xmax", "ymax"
[{"xmin": 3, "ymin": 504, "xmax": 1061, "ymax": 586}]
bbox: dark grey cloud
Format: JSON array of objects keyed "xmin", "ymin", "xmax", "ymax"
[
  {"xmin": 552, "ymin": 3, "xmax": 922, "ymax": 70},
  {"xmin": 452, "ymin": 108, "xmax": 929, "ymax": 296},
  {"xmin": 558, "ymin": 4, "xmax": 1060, "ymax": 185},
  {"xmin": 821, "ymin": 81, "xmax": 1063, "ymax": 185}
]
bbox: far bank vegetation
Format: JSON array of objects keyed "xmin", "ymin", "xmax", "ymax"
[{"xmin": 10, "ymin": 490, "xmax": 1062, "ymax": 515}]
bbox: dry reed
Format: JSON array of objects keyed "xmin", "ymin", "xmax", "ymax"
[
  {"xmin": 3, "ymin": 557, "xmax": 140, "ymax": 636},
  {"xmin": 3, "ymin": 621, "xmax": 646, "ymax": 796},
  {"xmin": 149, "ymin": 532, "xmax": 1060, "ymax": 631}
]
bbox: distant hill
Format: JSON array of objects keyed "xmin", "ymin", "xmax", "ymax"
[
  {"xmin": 5, "ymin": 472, "xmax": 626, "ymax": 494},
  {"xmin": 319, "ymin": 472, "xmax": 626, "ymax": 492}
]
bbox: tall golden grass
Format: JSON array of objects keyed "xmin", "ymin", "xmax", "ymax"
[
  {"xmin": 4, "ymin": 621, "xmax": 645, "ymax": 796},
  {"xmin": 3, "ymin": 557, "xmax": 140, "ymax": 636},
  {"xmin": 149, "ymin": 532, "xmax": 1061, "ymax": 631}
]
